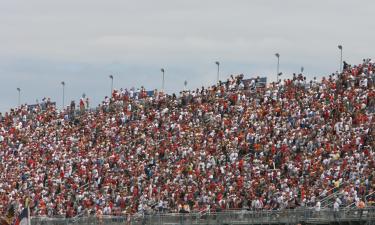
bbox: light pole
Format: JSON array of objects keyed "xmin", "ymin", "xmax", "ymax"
[
  {"xmin": 215, "ymin": 61, "xmax": 220, "ymax": 83},
  {"xmin": 338, "ymin": 45, "xmax": 343, "ymax": 73},
  {"xmin": 275, "ymin": 53, "xmax": 280, "ymax": 82},
  {"xmin": 184, "ymin": 80, "xmax": 187, "ymax": 90},
  {"xmin": 16, "ymin": 88, "xmax": 21, "ymax": 107},
  {"xmin": 109, "ymin": 75, "xmax": 114, "ymax": 96},
  {"xmin": 161, "ymin": 68, "xmax": 165, "ymax": 91},
  {"xmin": 301, "ymin": 66, "xmax": 304, "ymax": 74},
  {"xmin": 61, "ymin": 81, "xmax": 65, "ymax": 108},
  {"xmin": 278, "ymin": 72, "xmax": 283, "ymax": 84}
]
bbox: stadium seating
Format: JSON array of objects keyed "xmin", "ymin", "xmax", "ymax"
[{"xmin": 0, "ymin": 59, "xmax": 374, "ymax": 217}]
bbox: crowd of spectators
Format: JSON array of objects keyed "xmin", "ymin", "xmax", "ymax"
[{"xmin": 0, "ymin": 59, "xmax": 374, "ymax": 218}]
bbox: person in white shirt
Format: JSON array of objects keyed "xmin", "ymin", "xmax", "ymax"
[
  {"xmin": 333, "ymin": 201, "xmax": 340, "ymax": 212},
  {"xmin": 315, "ymin": 201, "xmax": 321, "ymax": 212}
]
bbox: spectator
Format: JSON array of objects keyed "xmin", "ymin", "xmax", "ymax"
[{"xmin": 0, "ymin": 59, "xmax": 374, "ymax": 217}]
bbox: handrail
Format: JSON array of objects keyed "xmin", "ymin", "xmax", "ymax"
[
  {"xmin": 366, "ymin": 191, "xmax": 375, "ymax": 201},
  {"xmin": 345, "ymin": 191, "xmax": 375, "ymax": 209},
  {"xmin": 198, "ymin": 208, "xmax": 209, "ymax": 216},
  {"xmin": 345, "ymin": 201, "xmax": 356, "ymax": 209},
  {"xmin": 242, "ymin": 153, "xmax": 251, "ymax": 160},
  {"xmin": 30, "ymin": 207, "xmax": 375, "ymax": 219},
  {"xmin": 72, "ymin": 211, "xmax": 86, "ymax": 223},
  {"xmin": 322, "ymin": 192, "xmax": 345, "ymax": 208},
  {"xmin": 318, "ymin": 186, "xmax": 336, "ymax": 200},
  {"xmin": 79, "ymin": 182, "xmax": 90, "ymax": 189},
  {"xmin": 320, "ymin": 190, "xmax": 340, "ymax": 206},
  {"xmin": 30, "ymin": 207, "xmax": 375, "ymax": 225}
]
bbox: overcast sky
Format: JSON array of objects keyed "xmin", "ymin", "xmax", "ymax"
[{"xmin": 0, "ymin": 0, "xmax": 374, "ymax": 112}]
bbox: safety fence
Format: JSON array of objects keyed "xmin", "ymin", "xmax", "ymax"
[{"xmin": 31, "ymin": 207, "xmax": 375, "ymax": 225}]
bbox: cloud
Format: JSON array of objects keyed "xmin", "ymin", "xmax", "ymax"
[{"xmin": 0, "ymin": 0, "xmax": 374, "ymax": 111}]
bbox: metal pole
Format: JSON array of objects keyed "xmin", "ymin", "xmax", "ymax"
[
  {"xmin": 277, "ymin": 57, "xmax": 279, "ymax": 82},
  {"xmin": 340, "ymin": 48, "xmax": 343, "ymax": 73},
  {"xmin": 215, "ymin": 61, "xmax": 220, "ymax": 83},
  {"xmin": 17, "ymin": 88, "xmax": 21, "ymax": 107},
  {"xmin": 111, "ymin": 78, "xmax": 113, "ymax": 94},
  {"xmin": 275, "ymin": 53, "xmax": 280, "ymax": 83},
  {"xmin": 338, "ymin": 45, "xmax": 343, "ymax": 73},
  {"xmin": 161, "ymin": 68, "xmax": 165, "ymax": 91},
  {"xmin": 61, "ymin": 81, "xmax": 65, "ymax": 109},
  {"xmin": 109, "ymin": 75, "xmax": 114, "ymax": 96},
  {"xmin": 217, "ymin": 64, "xmax": 219, "ymax": 83},
  {"xmin": 63, "ymin": 85, "xmax": 65, "ymax": 108}
]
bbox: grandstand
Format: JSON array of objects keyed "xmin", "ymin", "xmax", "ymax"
[{"xmin": 0, "ymin": 60, "xmax": 374, "ymax": 225}]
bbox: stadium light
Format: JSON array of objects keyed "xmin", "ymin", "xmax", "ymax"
[
  {"xmin": 338, "ymin": 45, "xmax": 343, "ymax": 73},
  {"xmin": 161, "ymin": 68, "xmax": 165, "ymax": 91},
  {"xmin": 275, "ymin": 53, "xmax": 280, "ymax": 82},
  {"xmin": 16, "ymin": 88, "xmax": 21, "ymax": 107},
  {"xmin": 61, "ymin": 81, "xmax": 65, "ymax": 109},
  {"xmin": 109, "ymin": 75, "xmax": 114, "ymax": 96},
  {"xmin": 215, "ymin": 61, "xmax": 220, "ymax": 83}
]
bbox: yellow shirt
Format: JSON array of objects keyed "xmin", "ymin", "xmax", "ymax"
[{"xmin": 334, "ymin": 180, "xmax": 340, "ymax": 188}]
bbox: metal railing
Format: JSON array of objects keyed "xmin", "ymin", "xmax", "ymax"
[
  {"xmin": 319, "ymin": 187, "xmax": 338, "ymax": 207},
  {"xmin": 345, "ymin": 191, "xmax": 375, "ymax": 209},
  {"xmin": 322, "ymin": 192, "xmax": 344, "ymax": 208},
  {"xmin": 31, "ymin": 207, "xmax": 375, "ymax": 225},
  {"xmin": 318, "ymin": 187, "xmax": 336, "ymax": 200}
]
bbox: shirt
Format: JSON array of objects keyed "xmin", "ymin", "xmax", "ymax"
[
  {"xmin": 333, "ymin": 202, "xmax": 339, "ymax": 211},
  {"xmin": 315, "ymin": 201, "xmax": 321, "ymax": 211}
]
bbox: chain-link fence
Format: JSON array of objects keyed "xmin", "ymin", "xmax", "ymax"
[{"xmin": 31, "ymin": 207, "xmax": 375, "ymax": 225}]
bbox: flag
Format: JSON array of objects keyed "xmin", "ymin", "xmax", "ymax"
[{"xmin": 13, "ymin": 208, "xmax": 29, "ymax": 225}]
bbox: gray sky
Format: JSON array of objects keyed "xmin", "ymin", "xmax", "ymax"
[{"xmin": 0, "ymin": 0, "xmax": 374, "ymax": 112}]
